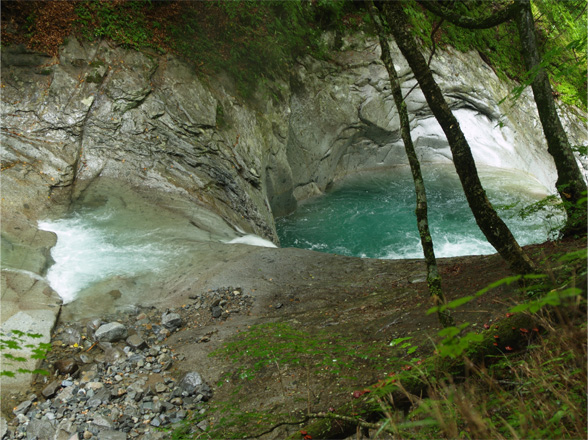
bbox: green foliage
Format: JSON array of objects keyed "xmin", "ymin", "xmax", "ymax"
[
  {"xmin": 426, "ymin": 275, "xmax": 537, "ymax": 315},
  {"xmin": 74, "ymin": 1, "xmax": 154, "ymax": 51},
  {"xmin": 435, "ymin": 322, "xmax": 485, "ymax": 359},
  {"xmin": 164, "ymin": 1, "xmax": 362, "ymax": 100},
  {"xmin": 177, "ymin": 322, "xmax": 394, "ymax": 438},
  {"xmin": 213, "ymin": 322, "xmax": 390, "ymax": 382},
  {"xmin": 516, "ymin": 188, "xmax": 587, "ymax": 240},
  {"xmin": 399, "ymin": 0, "xmax": 526, "ymax": 82},
  {"xmin": 176, "ymin": 400, "xmax": 290, "ymax": 439},
  {"xmin": 0, "ymin": 329, "xmax": 50, "ymax": 378},
  {"xmin": 532, "ymin": 0, "xmax": 587, "ymax": 108},
  {"xmin": 510, "ymin": 248, "xmax": 587, "ymax": 313},
  {"xmin": 374, "ymin": 246, "xmax": 586, "ymax": 439},
  {"xmin": 400, "ymin": 0, "xmax": 587, "ymax": 110},
  {"xmin": 426, "ymin": 246, "xmax": 586, "ymax": 360},
  {"xmin": 426, "ymin": 273, "xmax": 530, "ymax": 360},
  {"xmin": 509, "ymin": 286, "xmax": 583, "ymax": 313}
]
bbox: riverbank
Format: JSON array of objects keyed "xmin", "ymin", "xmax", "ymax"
[{"xmin": 2, "ymin": 237, "xmax": 585, "ymax": 439}]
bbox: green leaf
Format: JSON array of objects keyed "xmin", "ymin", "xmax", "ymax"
[
  {"xmin": 389, "ymin": 336, "xmax": 412, "ymax": 347},
  {"xmin": 438, "ymin": 326, "xmax": 461, "ymax": 338},
  {"xmin": 446, "ymin": 295, "xmax": 475, "ymax": 309},
  {"xmin": 509, "ymin": 303, "xmax": 529, "ymax": 313},
  {"xmin": 426, "ymin": 306, "xmax": 439, "ymax": 315}
]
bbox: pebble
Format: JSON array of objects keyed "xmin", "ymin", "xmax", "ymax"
[
  {"xmin": 42, "ymin": 380, "xmax": 62, "ymax": 398},
  {"xmin": 3, "ymin": 285, "xmax": 254, "ymax": 440},
  {"xmin": 13, "ymin": 401, "xmax": 32, "ymax": 416}
]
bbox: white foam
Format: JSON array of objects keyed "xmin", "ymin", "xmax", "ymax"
[
  {"xmin": 381, "ymin": 233, "xmax": 496, "ymax": 260},
  {"xmin": 38, "ymin": 217, "xmax": 173, "ymax": 304},
  {"xmin": 226, "ymin": 235, "xmax": 278, "ymax": 248}
]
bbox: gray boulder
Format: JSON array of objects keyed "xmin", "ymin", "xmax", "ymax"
[
  {"xmin": 126, "ymin": 334, "xmax": 147, "ymax": 350},
  {"xmin": 176, "ymin": 372, "xmax": 212, "ymax": 401},
  {"xmin": 161, "ymin": 312, "xmax": 182, "ymax": 331},
  {"xmin": 26, "ymin": 418, "xmax": 56, "ymax": 440},
  {"xmin": 94, "ymin": 322, "xmax": 128, "ymax": 342}
]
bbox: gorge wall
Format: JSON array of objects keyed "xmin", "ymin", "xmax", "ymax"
[{"xmin": 1, "ymin": 33, "xmax": 586, "ymax": 391}]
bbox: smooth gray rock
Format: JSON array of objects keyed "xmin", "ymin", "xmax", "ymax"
[
  {"xmin": 26, "ymin": 418, "xmax": 56, "ymax": 440},
  {"xmin": 91, "ymin": 414, "xmax": 113, "ymax": 429},
  {"xmin": 161, "ymin": 312, "xmax": 182, "ymax": 331},
  {"xmin": 13, "ymin": 400, "xmax": 32, "ymax": 416},
  {"xmin": 42, "ymin": 380, "xmax": 62, "ymax": 398},
  {"xmin": 95, "ymin": 323, "xmax": 128, "ymax": 342},
  {"xmin": 61, "ymin": 328, "xmax": 82, "ymax": 346},
  {"xmin": 54, "ymin": 358, "xmax": 78, "ymax": 375},
  {"xmin": 0, "ymin": 416, "xmax": 7, "ymax": 439},
  {"xmin": 176, "ymin": 372, "xmax": 212, "ymax": 401},
  {"xmin": 2, "ymin": 33, "xmax": 586, "ymax": 337},
  {"xmin": 126, "ymin": 334, "xmax": 147, "ymax": 350},
  {"xmin": 86, "ymin": 319, "xmax": 103, "ymax": 338}
]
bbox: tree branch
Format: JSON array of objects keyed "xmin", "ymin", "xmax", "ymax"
[{"xmin": 417, "ymin": 0, "xmax": 522, "ymax": 29}]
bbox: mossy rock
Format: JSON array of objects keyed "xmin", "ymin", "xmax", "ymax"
[{"xmin": 85, "ymin": 60, "xmax": 108, "ymax": 84}]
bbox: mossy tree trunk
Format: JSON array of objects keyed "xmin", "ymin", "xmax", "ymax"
[
  {"xmin": 515, "ymin": 0, "xmax": 587, "ymax": 236},
  {"xmin": 367, "ymin": 0, "xmax": 452, "ymax": 328},
  {"xmin": 379, "ymin": 0, "xmax": 536, "ymax": 275},
  {"xmin": 418, "ymin": 0, "xmax": 587, "ymax": 237}
]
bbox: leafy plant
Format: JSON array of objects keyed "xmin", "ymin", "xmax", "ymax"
[{"xmin": 1, "ymin": 329, "xmax": 50, "ymax": 378}]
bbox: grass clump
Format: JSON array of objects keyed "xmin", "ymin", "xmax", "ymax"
[
  {"xmin": 364, "ymin": 248, "xmax": 587, "ymax": 439},
  {"xmin": 375, "ymin": 308, "xmax": 586, "ymax": 439}
]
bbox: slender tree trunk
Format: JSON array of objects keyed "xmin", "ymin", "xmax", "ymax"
[
  {"xmin": 367, "ymin": 0, "xmax": 452, "ymax": 327},
  {"xmin": 515, "ymin": 0, "xmax": 587, "ymax": 236},
  {"xmin": 381, "ymin": 1, "xmax": 536, "ymax": 275}
]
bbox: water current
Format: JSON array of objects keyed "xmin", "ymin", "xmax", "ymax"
[
  {"xmin": 34, "ymin": 166, "xmax": 559, "ymax": 305},
  {"xmin": 276, "ymin": 165, "xmax": 561, "ymax": 259}
]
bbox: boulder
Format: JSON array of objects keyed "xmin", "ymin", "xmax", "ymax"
[
  {"xmin": 42, "ymin": 380, "xmax": 62, "ymax": 398},
  {"xmin": 94, "ymin": 322, "xmax": 128, "ymax": 342},
  {"xmin": 126, "ymin": 334, "xmax": 147, "ymax": 350},
  {"xmin": 176, "ymin": 371, "xmax": 212, "ymax": 401},
  {"xmin": 161, "ymin": 312, "xmax": 182, "ymax": 331},
  {"xmin": 26, "ymin": 418, "xmax": 56, "ymax": 440}
]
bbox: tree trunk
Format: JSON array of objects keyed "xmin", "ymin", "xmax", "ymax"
[
  {"xmin": 515, "ymin": 0, "xmax": 587, "ymax": 236},
  {"xmin": 380, "ymin": 1, "xmax": 536, "ymax": 275},
  {"xmin": 367, "ymin": 0, "xmax": 452, "ymax": 327},
  {"xmin": 417, "ymin": 0, "xmax": 522, "ymax": 29}
]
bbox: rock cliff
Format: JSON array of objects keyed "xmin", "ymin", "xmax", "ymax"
[{"xmin": 1, "ymin": 33, "xmax": 585, "ymax": 393}]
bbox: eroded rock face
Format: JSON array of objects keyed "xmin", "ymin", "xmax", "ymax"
[
  {"xmin": 3, "ymin": 35, "xmax": 585, "ymax": 253},
  {"xmin": 1, "ymin": 33, "xmax": 585, "ymax": 397},
  {"xmin": 1, "ymin": 40, "xmax": 281, "ymax": 243},
  {"xmin": 285, "ymin": 34, "xmax": 587, "ymax": 198}
]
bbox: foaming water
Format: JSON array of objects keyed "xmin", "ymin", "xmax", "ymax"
[
  {"xmin": 36, "ymin": 179, "xmax": 247, "ymax": 305},
  {"xmin": 226, "ymin": 235, "xmax": 278, "ymax": 248},
  {"xmin": 38, "ymin": 210, "xmax": 179, "ymax": 304},
  {"xmin": 277, "ymin": 165, "xmax": 562, "ymax": 259}
]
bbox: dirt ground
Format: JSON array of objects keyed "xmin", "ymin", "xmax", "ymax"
[
  {"xmin": 7, "ymin": 237, "xmax": 585, "ymax": 438},
  {"xmin": 161, "ymin": 237, "xmax": 585, "ymax": 438}
]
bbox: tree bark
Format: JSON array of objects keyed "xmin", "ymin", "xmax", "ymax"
[
  {"xmin": 367, "ymin": 0, "xmax": 452, "ymax": 327},
  {"xmin": 379, "ymin": 1, "xmax": 536, "ymax": 275},
  {"xmin": 515, "ymin": 0, "xmax": 587, "ymax": 236},
  {"xmin": 417, "ymin": 0, "xmax": 522, "ymax": 29}
]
